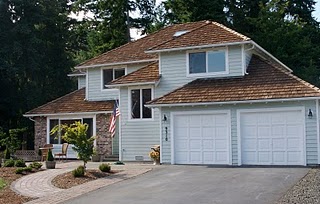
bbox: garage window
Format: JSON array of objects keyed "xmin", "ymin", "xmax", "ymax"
[{"xmin": 131, "ymin": 88, "xmax": 152, "ymax": 119}]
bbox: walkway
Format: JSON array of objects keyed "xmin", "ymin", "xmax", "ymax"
[{"xmin": 11, "ymin": 161, "xmax": 155, "ymax": 204}]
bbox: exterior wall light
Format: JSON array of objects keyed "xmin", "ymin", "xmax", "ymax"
[{"xmin": 308, "ymin": 109, "xmax": 313, "ymax": 118}]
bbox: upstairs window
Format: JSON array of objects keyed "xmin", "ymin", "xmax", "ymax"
[
  {"xmin": 131, "ymin": 88, "xmax": 152, "ymax": 119},
  {"xmin": 103, "ymin": 68, "xmax": 125, "ymax": 89},
  {"xmin": 189, "ymin": 50, "xmax": 227, "ymax": 75}
]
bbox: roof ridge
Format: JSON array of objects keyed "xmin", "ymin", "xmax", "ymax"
[
  {"xmin": 147, "ymin": 21, "xmax": 210, "ymax": 51},
  {"xmin": 25, "ymin": 88, "xmax": 85, "ymax": 114},
  {"xmin": 256, "ymin": 55, "xmax": 320, "ymax": 94},
  {"xmin": 109, "ymin": 61, "xmax": 158, "ymax": 84},
  {"xmin": 211, "ymin": 22, "xmax": 250, "ymax": 41},
  {"xmin": 76, "ymin": 22, "xmax": 196, "ymax": 68}
]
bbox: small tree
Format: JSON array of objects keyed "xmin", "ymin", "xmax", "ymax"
[
  {"xmin": 0, "ymin": 127, "xmax": 26, "ymax": 158},
  {"xmin": 50, "ymin": 121, "xmax": 95, "ymax": 169}
]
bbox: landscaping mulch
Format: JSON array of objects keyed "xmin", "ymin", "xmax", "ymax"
[
  {"xmin": 52, "ymin": 169, "xmax": 116, "ymax": 189},
  {"xmin": 276, "ymin": 168, "xmax": 320, "ymax": 204},
  {"xmin": 0, "ymin": 167, "xmax": 34, "ymax": 204}
]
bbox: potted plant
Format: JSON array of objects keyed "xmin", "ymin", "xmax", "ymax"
[
  {"xmin": 149, "ymin": 146, "xmax": 160, "ymax": 165},
  {"xmin": 91, "ymin": 147, "xmax": 100, "ymax": 162},
  {"xmin": 45, "ymin": 149, "xmax": 56, "ymax": 169}
]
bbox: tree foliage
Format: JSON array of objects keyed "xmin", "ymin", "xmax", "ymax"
[{"xmin": 50, "ymin": 121, "xmax": 95, "ymax": 168}]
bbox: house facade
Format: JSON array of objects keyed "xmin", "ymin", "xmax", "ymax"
[{"xmin": 25, "ymin": 20, "xmax": 320, "ymax": 166}]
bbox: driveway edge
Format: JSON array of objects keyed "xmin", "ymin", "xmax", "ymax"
[{"xmin": 24, "ymin": 168, "xmax": 152, "ymax": 204}]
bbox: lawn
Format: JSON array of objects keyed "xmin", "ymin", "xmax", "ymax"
[{"xmin": 0, "ymin": 178, "xmax": 6, "ymax": 190}]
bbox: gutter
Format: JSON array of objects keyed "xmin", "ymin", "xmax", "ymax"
[
  {"xmin": 23, "ymin": 111, "xmax": 113, "ymax": 118},
  {"xmin": 75, "ymin": 59, "xmax": 158, "ymax": 69},
  {"xmin": 105, "ymin": 81, "xmax": 159, "ymax": 88},
  {"xmin": 145, "ymin": 97, "xmax": 320, "ymax": 108}
]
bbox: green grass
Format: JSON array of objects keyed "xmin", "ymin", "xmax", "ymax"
[{"xmin": 0, "ymin": 178, "xmax": 6, "ymax": 190}]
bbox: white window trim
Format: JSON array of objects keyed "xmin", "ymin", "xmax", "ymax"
[
  {"xmin": 101, "ymin": 67, "xmax": 127, "ymax": 91},
  {"xmin": 47, "ymin": 115, "xmax": 96, "ymax": 145},
  {"xmin": 128, "ymin": 86, "xmax": 154, "ymax": 121},
  {"xmin": 186, "ymin": 47, "xmax": 229, "ymax": 78}
]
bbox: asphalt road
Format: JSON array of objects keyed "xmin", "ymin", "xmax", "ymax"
[{"xmin": 63, "ymin": 165, "xmax": 308, "ymax": 204}]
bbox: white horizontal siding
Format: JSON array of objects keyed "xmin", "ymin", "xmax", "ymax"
[
  {"xmin": 161, "ymin": 100, "xmax": 318, "ymax": 165},
  {"xmin": 87, "ymin": 63, "xmax": 149, "ymax": 101},
  {"xmin": 78, "ymin": 76, "xmax": 86, "ymax": 89},
  {"xmin": 119, "ymin": 87, "xmax": 160, "ymax": 161}
]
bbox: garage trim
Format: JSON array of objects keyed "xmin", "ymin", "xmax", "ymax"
[
  {"xmin": 170, "ymin": 110, "xmax": 232, "ymax": 165},
  {"xmin": 237, "ymin": 107, "xmax": 306, "ymax": 166}
]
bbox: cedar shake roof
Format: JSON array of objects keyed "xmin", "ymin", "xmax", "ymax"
[
  {"xmin": 76, "ymin": 21, "xmax": 209, "ymax": 68},
  {"xmin": 108, "ymin": 62, "xmax": 159, "ymax": 86},
  {"xmin": 148, "ymin": 21, "xmax": 250, "ymax": 51},
  {"xmin": 148, "ymin": 55, "xmax": 320, "ymax": 105},
  {"xmin": 25, "ymin": 88, "xmax": 113, "ymax": 116}
]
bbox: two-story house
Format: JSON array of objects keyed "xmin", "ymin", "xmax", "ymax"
[{"xmin": 24, "ymin": 20, "xmax": 320, "ymax": 166}]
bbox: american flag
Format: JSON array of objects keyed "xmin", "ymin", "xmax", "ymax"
[{"xmin": 109, "ymin": 101, "xmax": 120, "ymax": 138}]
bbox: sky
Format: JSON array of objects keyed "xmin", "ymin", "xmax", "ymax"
[{"xmin": 314, "ymin": 1, "xmax": 320, "ymax": 21}]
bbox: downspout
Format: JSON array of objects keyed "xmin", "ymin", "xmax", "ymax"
[
  {"xmin": 317, "ymin": 99, "xmax": 320, "ymax": 164},
  {"xmin": 243, "ymin": 44, "xmax": 255, "ymax": 75},
  {"xmin": 28, "ymin": 117, "xmax": 35, "ymax": 122}
]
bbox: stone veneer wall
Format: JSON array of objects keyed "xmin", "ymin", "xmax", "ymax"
[
  {"xmin": 96, "ymin": 113, "xmax": 112, "ymax": 157},
  {"xmin": 34, "ymin": 116, "xmax": 47, "ymax": 151}
]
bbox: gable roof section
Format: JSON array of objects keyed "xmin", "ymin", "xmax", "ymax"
[
  {"xmin": 76, "ymin": 21, "xmax": 209, "ymax": 68},
  {"xmin": 147, "ymin": 55, "xmax": 320, "ymax": 106},
  {"xmin": 107, "ymin": 62, "xmax": 160, "ymax": 87},
  {"xmin": 24, "ymin": 88, "xmax": 113, "ymax": 116},
  {"xmin": 147, "ymin": 21, "xmax": 250, "ymax": 52}
]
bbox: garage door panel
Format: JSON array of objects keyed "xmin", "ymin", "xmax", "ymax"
[
  {"xmin": 243, "ymin": 139, "xmax": 256, "ymax": 150},
  {"xmin": 258, "ymin": 126, "xmax": 271, "ymax": 137},
  {"xmin": 241, "ymin": 110, "xmax": 304, "ymax": 165},
  {"xmin": 189, "ymin": 127, "xmax": 201, "ymax": 138},
  {"xmin": 203, "ymin": 140, "xmax": 214, "ymax": 149},
  {"xmin": 189, "ymin": 115, "xmax": 201, "ymax": 127},
  {"xmin": 258, "ymin": 139, "xmax": 270, "ymax": 150},
  {"xmin": 258, "ymin": 152, "xmax": 270, "ymax": 163},
  {"xmin": 203, "ymin": 127, "xmax": 214, "ymax": 138},
  {"xmin": 175, "ymin": 116, "xmax": 188, "ymax": 127},
  {"xmin": 190, "ymin": 152, "xmax": 201, "ymax": 163},
  {"xmin": 216, "ymin": 151, "xmax": 228, "ymax": 162},
  {"xmin": 272, "ymin": 138, "xmax": 286, "ymax": 150},
  {"xmin": 189, "ymin": 140, "xmax": 201, "ymax": 150},
  {"xmin": 174, "ymin": 113, "xmax": 229, "ymax": 164}
]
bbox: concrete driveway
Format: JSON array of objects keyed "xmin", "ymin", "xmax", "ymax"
[{"xmin": 63, "ymin": 165, "xmax": 309, "ymax": 204}]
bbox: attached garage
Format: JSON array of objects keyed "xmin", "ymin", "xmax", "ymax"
[
  {"xmin": 172, "ymin": 111, "xmax": 231, "ymax": 165},
  {"xmin": 239, "ymin": 108, "xmax": 305, "ymax": 166}
]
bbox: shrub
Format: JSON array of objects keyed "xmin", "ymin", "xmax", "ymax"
[
  {"xmin": 15, "ymin": 166, "xmax": 32, "ymax": 174},
  {"xmin": 72, "ymin": 165, "xmax": 85, "ymax": 177},
  {"xmin": 99, "ymin": 163, "xmax": 111, "ymax": 172},
  {"xmin": 15, "ymin": 168, "xmax": 24, "ymax": 174},
  {"xmin": 46, "ymin": 149, "xmax": 54, "ymax": 161},
  {"xmin": 29, "ymin": 162, "xmax": 42, "ymax": 169},
  {"xmin": 3, "ymin": 159, "xmax": 15, "ymax": 167},
  {"xmin": 4, "ymin": 149, "xmax": 10, "ymax": 159},
  {"xmin": 14, "ymin": 159, "xmax": 26, "ymax": 167}
]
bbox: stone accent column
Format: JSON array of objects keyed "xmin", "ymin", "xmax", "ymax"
[
  {"xmin": 96, "ymin": 113, "xmax": 112, "ymax": 158},
  {"xmin": 34, "ymin": 116, "xmax": 47, "ymax": 151}
]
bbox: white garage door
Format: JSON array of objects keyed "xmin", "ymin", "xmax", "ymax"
[
  {"xmin": 240, "ymin": 109, "xmax": 304, "ymax": 165},
  {"xmin": 173, "ymin": 113, "xmax": 230, "ymax": 164}
]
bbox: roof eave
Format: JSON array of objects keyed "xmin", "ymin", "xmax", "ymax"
[
  {"xmin": 146, "ymin": 97, "xmax": 320, "ymax": 108},
  {"xmin": 106, "ymin": 81, "xmax": 158, "ymax": 88},
  {"xmin": 23, "ymin": 110, "xmax": 113, "ymax": 118},
  {"xmin": 145, "ymin": 41, "xmax": 251, "ymax": 54},
  {"xmin": 75, "ymin": 59, "xmax": 158, "ymax": 69}
]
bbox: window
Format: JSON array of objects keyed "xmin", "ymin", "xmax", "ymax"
[
  {"xmin": 189, "ymin": 50, "xmax": 226, "ymax": 75},
  {"xmin": 103, "ymin": 68, "xmax": 125, "ymax": 89},
  {"xmin": 49, "ymin": 118, "xmax": 94, "ymax": 144},
  {"xmin": 131, "ymin": 88, "xmax": 152, "ymax": 119}
]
